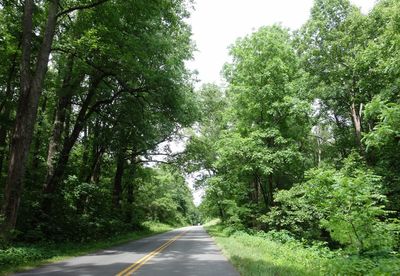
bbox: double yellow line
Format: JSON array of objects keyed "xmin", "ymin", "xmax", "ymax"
[{"xmin": 116, "ymin": 230, "xmax": 188, "ymax": 275}]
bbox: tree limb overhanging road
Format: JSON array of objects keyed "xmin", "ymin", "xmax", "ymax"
[{"xmin": 14, "ymin": 226, "xmax": 239, "ymax": 276}]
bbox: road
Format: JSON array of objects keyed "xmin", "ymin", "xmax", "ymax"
[{"xmin": 14, "ymin": 226, "xmax": 239, "ymax": 276}]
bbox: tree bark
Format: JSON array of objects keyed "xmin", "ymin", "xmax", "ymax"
[
  {"xmin": 0, "ymin": 54, "xmax": 18, "ymax": 174},
  {"xmin": 257, "ymin": 175, "xmax": 269, "ymax": 210},
  {"xmin": 113, "ymin": 153, "xmax": 125, "ymax": 209},
  {"xmin": 42, "ymin": 74, "xmax": 103, "ymax": 215},
  {"xmin": 218, "ymin": 202, "xmax": 225, "ymax": 222},
  {"xmin": 85, "ymin": 145, "xmax": 105, "ymax": 184},
  {"xmin": 350, "ymin": 102, "xmax": 363, "ymax": 150},
  {"xmin": 125, "ymin": 154, "xmax": 138, "ymax": 223},
  {"xmin": 267, "ymin": 175, "xmax": 274, "ymax": 207},
  {"xmin": 79, "ymin": 125, "xmax": 90, "ymax": 180},
  {"xmin": 30, "ymin": 96, "xmax": 47, "ymax": 174},
  {"xmin": 333, "ymin": 113, "xmax": 347, "ymax": 158},
  {"xmin": 46, "ymin": 58, "xmax": 76, "ymax": 184},
  {"xmin": 1, "ymin": 0, "xmax": 59, "ymax": 235}
]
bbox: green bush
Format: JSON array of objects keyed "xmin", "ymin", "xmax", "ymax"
[
  {"xmin": 256, "ymin": 230, "xmax": 297, "ymax": 244},
  {"xmin": 259, "ymin": 185, "xmax": 324, "ymax": 241},
  {"xmin": 327, "ymin": 254, "xmax": 400, "ymax": 275},
  {"xmin": 206, "ymin": 223, "xmax": 400, "ymax": 276},
  {"xmin": 265, "ymin": 153, "xmax": 398, "ymax": 253}
]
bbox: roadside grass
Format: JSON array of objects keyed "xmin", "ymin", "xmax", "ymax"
[
  {"xmin": 0, "ymin": 222, "xmax": 174, "ymax": 276},
  {"xmin": 204, "ymin": 222, "xmax": 400, "ymax": 276}
]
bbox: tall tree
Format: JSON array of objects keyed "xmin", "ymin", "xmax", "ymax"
[{"xmin": 1, "ymin": 0, "xmax": 60, "ymax": 235}]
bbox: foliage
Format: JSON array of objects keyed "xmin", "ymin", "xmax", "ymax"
[
  {"xmin": 193, "ymin": 0, "xmax": 400, "ymax": 272},
  {"xmin": 0, "ymin": 0, "xmax": 400, "ymax": 273},
  {"xmin": 193, "ymin": 25, "xmax": 312, "ymax": 230},
  {"xmin": 206, "ymin": 223, "xmax": 400, "ymax": 276},
  {"xmin": 0, "ymin": 0, "xmax": 197, "ymax": 245},
  {"xmin": 265, "ymin": 153, "xmax": 397, "ymax": 253},
  {"xmin": 132, "ymin": 166, "xmax": 197, "ymax": 226},
  {"xmin": 260, "ymin": 184, "xmax": 325, "ymax": 241}
]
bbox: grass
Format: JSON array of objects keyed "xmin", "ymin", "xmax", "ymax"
[
  {"xmin": 0, "ymin": 221, "xmax": 174, "ymax": 276},
  {"xmin": 204, "ymin": 221, "xmax": 400, "ymax": 276}
]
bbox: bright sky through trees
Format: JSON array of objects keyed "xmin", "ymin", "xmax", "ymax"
[
  {"xmin": 187, "ymin": 0, "xmax": 376, "ymax": 205},
  {"xmin": 187, "ymin": 0, "xmax": 376, "ymax": 86},
  {"xmin": 1, "ymin": 0, "xmax": 399, "ymax": 274}
]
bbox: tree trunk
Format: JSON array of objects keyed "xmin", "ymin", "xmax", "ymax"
[
  {"xmin": 350, "ymin": 102, "xmax": 363, "ymax": 150},
  {"xmin": 85, "ymin": 146, "xmax": 105, "ymax": 184},
  {"xmin": 46, "ymin": 58, "xmax": 76, "ymax": 185},
  {"xmin": 113, "ymin": 153, "xmax": 125, "ymax": 209},
  {"xmin": 0, "ymin": 55, "xmax": 18, "ymax": 174},
  {"xmin": 79, "ymin": 125, "xmax": 90, "ymax": 180},
  {"xmin": 42, "ymin": 75, "xmax": 102, "ymax": 215},
  {"xmin": 257, "ymin": 176, "xmax": 269, "ymax": 210},
  {"xmin": 218, "ymin": 202, "xmax": 225, "ymax": 222},
  {"xmin": 125, "ymin": 156, "xmax": 137, "ymax": 223},
  {"xmin": 267, "ymin": 175, "xmax": 274, "ymax": 207},
  {"xmin": 88, "ymin": 119, "xmax": 103, "ymax": 184},
  {"xmin": 253, "ymin": 176, "xmax": 259, "ymax": 204},
  {"xmin": 333, "ymin": 113, "xmax": 347, "ymax": 158},
  {"xmin": 1, "ymin": 0, "xmax": 59, "ymax": 235},
  {"xmin": 30, "ymin": 96, "xmax": 47, "ymax": 174},
  {"xmin": 125, "ymin": 183, "xmax": 133, "ymax": 222}
]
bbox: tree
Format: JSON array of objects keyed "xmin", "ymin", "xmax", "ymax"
[
  {"xmin": 0, "ymin": 0, "xmax": 197, "ymax": 240},
  {"xmin": 186, "ymin": 26, "xmax": 312, "ymax": 228},
  {"xmin": 296, "ymin": 0, "xmax": 387, "ymax": 154},
  {"xmin": 1, "ymin": 0, "xmax": 60, "ymax": 235}
]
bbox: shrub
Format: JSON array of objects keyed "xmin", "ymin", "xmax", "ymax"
[{"xmin": 266, "ymin": 153, "xmax": 398, "ymax": 253}]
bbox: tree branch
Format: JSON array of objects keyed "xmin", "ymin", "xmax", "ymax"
[{"xmin": 57, "ymin": 0, "xmax": 110, "ymax": 18}]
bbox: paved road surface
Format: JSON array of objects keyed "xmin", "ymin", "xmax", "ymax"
[{"xmin": 14, "ymin": 226, "xmax": 239, "ymax": 276}]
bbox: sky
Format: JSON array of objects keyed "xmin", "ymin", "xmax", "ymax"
[
  {"xmin": 185, "ymin": 0, "xmax": 377, "ymax": 205},
  {"xmin": 187, "ymin": 0, "xmax": 377, "ymax": 87}
]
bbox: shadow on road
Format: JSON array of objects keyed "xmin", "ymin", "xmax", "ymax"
[{"xmin": 15, "ymin": 226, "xmax": 238, "ymax": 276}]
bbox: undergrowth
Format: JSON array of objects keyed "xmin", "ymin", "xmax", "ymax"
[{"xmin": 205, "ymin": 221, "xmax": 400, "ymax": 276}]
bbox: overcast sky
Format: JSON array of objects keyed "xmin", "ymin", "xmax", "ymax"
[{"xmin": 187, "ymin": 0, "xmax": 377, "ymax": 87}]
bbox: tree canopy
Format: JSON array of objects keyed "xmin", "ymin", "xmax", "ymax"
[
  {"xmin": 0, "ymin": 0, "xmax": 399, "ymax": 273},
  {"xmin": 187, "ymin": 0, "xmax": 400, "ymax": 259}
]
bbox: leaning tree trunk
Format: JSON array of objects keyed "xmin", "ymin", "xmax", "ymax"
[
  {"xmin": 85, "ymin": 145, "xmax": 105, "ymax": 184},
  {"xmin": 42, "ymin": 74, "xmax": 103, "ymax": 215},
  {"xmin": 1, "ymin": 0, "xmax": 59, "ymax": 235},
  {"xmin": 46, "ymin": 57, "xmax": 76, "ymax": 184}
]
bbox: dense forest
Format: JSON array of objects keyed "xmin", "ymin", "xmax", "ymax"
[
  {"xmin": 0, "ymin": 0, "xmax": 198, "ymax": 246},
  {"xmin": 0, "ymin": 0, "xmax": 400, "ymax": 274},
  {"xmin": 183, "ymin": 0, "xmax": 400, "ymax": 273}
]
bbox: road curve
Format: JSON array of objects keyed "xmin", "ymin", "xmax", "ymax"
[{"xmin": 14, "ymin": 226, "xmax": 239, "ymax": 276}]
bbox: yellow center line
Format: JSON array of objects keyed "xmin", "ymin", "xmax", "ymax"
[{"xmin": 116, "ymin": 230, "xmax": 188, "ymax": 276}]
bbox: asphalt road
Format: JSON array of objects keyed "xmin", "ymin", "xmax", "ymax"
[{"xmin": 14, "ymin": 226, "xmax": 239, "ymax": 276}]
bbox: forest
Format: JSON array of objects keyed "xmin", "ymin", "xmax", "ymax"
[
  {"xmin": 0, "ymin": 0, "xmax": 198, "ymax": 264},
  {"xmin": 185, "ymin": 0, "xmax": 400, "ymax": 274},
  {"xmin": 0, "ymin": 0, "xmax": 399, "ymax": 274}
]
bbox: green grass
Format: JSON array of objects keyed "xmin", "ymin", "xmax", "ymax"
[
  {"xmin": 0, "ymin": 222, "xmax": 174, "ymax": 276},
  {"xmin": 205, "ymin": 222, "xmax": 324, "ymax": 275},
  {"xmin": 205, "ymin": 222, "xmax": 400, "ymax": 276}
]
